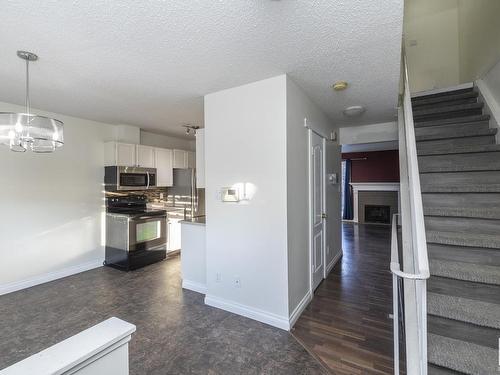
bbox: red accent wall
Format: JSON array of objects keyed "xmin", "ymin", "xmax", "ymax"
[{"xmin": 342, "ymin": 150, "xmax": 399, "ymax": 182}]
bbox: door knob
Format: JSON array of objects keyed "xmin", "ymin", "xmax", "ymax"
[{"xmin": 321, "ymin": 213, "xmax": 328, "ymax": 219}]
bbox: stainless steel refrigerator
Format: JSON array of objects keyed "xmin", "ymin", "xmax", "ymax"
[{"xmin": 167, "ymin": 168, "xmax": 205, "ymax": 220}]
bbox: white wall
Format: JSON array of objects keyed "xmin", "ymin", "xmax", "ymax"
[
  {"xmin": 285, "ymin": 77, "xmax": 340, "ymax": 317},
  {"xmin": 339, "ymin": 122, "xmax": 398, "ymax": 145},
  {"xmin": 204, "ymin": 75, "xmax": 290, "ymax": 327},
  {"xmin": 0, "ymin": 102, "xmax": 115, "ymax": 295},
  {"xmin": 140, "ymin": 130, "xmax": 195, "ymax": 151},
  {"xmin": 477, "ymin": 60, "xmax": 500, "ymax": 142}
]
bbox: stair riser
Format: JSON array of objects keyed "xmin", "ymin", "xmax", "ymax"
[
  {"xmin": 423, "ymin": 193, "xmax": 500, "ymax": 219},
  {"xmin": 415, "ymin": 121, "xmax": 489, "ymax": 137},
  {"xmin": 415, "ymin": 114, "xmax": 490, "ymax": 128},
  {"xmin": 425, "ymin": 216, "xmax": 499, "ymax": 236},
  {"xmin": 412, "ymin": 97, "xmax": 478, "ymax": 112},
  {"xmin": 418, "ymin": 144, "xmax": 500, "ymax": 156},
  {"xmin": 417, "ymin": 135, "xmax": 496, "ymax": 152},
  {"xmin": 412, "ymin": 91, "xmax": 478, "ymax": 107},
  {"xmin": 414, "ymin": 108, "xmax": 483, "ymax": 122},
  {"xmin": 419, "ymin": 151, "xmax": 500, "ymax": 173},
  {"xmin": 428, "ymin": 244, "xmax": 500, "ymax": 266},
  {"xmin": 412, "ymin": 88, "xmax": 474, "ymax": 103}
]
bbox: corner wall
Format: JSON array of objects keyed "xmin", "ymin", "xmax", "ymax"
[
  {"xmin": 204, "ymin": 75, "xmax": 290, "ymax": 327},
  {"xmin": 0, "ymin": 101, "xmax": 115, "ymax": 295},
  {"xmin": 285, "ymin": 77, "xmax": 340, "ymax": 321}
]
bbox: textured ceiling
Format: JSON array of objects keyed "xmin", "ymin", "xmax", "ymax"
[{"xmin": 0, "ymin": 1, "xmax": 403, "ymax": 137}]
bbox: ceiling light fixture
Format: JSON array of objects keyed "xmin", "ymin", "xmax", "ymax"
[
  {"xmin": 332, "ymin": 81, "xmax": 348, "ymax": 91},
  {"xmin": 343, "ymin": 105, "xmax": 366, "ymax": 117},
  {"xmin": 182, "ymin": 124, "xmax": 200, "ymax": 136},
  {"xmin": 0, "ymin": 51, "xmax": 64, "ymax": 153}
]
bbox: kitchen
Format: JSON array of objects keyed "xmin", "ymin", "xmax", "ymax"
[{"xmin": 102, "ymin": 127, "xmax": 206, "ymax": 279}]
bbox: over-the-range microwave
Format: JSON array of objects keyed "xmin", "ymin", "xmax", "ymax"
[{"xmin": 105, "ymin": 166, "xmax": 157, "ymax": 191}]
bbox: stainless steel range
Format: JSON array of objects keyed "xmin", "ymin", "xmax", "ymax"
[{"xmin": 105, "ymin": 195, "xmax": 167, "ymax": 271}]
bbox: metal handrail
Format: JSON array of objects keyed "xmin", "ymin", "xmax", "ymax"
[{"xmin": 391, "ymin": 45, "xmax": 430, "ymax": 375}]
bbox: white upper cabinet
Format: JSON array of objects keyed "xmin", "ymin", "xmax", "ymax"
[
  {"xmin": 173, "ymin": 149, "xmax": 188, "ymax": 169},
  {"xmin": 105, "ymin": 142, "xmax": 136, "ymax": 167},
  {"xmin": 195, "ymin": 129, "xmax": 205, "ymax": 188},
  {"xmin": 136, "ymin": 145, "xmax": 155, "ymax": 168},
  {"xmin": 155, "ymin": 148, "xmax": 173, "ymax": 187},
  {"xmin": 187, "ymin": 151, "xmax": 196, "ymax": 169}
]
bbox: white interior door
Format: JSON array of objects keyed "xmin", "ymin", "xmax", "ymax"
[{"xmin": 310, "ymin": 131, "xmax": 325, "ymax": 291}]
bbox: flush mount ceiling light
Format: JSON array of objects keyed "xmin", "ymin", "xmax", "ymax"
[
  {"xmin": 0, "ymin": 51, "xmax": 64, "ymax": 153},
  {"xmin": 332, "ymin": 81, "xmax": 348, "ymax": 91},
  {"xmin": 343, "ymin": 105, "xmax": 366, "ymax": 117},
  {"xmin": 183, "ymin": 124, "xmax": 200, "ymax": 135}
]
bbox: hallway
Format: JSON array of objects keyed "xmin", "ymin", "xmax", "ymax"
[{"xmin": 293, "ymin": 222, "xmax": 396, "ymax": 375}]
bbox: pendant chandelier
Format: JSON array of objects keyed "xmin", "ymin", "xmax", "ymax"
[{"xmin": 0, "ymin": 51, "xmax": 64, "ymax": 153}]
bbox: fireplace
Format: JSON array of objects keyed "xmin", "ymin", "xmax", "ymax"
[
  {"xmin": 365, "ymin": 205, "xmax": 391, "ymax": 224},
  {"xmin": 349, "ymin": 183, "xmax": 400, "ymax": 224}
]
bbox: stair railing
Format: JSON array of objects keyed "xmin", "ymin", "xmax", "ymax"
[{"xmin": 390, "ymin": 47, "xmax": 430, "ymax": 375}]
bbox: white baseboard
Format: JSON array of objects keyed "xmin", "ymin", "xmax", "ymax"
[
  {"xmin": 289, "ymin": 291, "xmax": 312, "ymax": 329},
  {"xmin": 182, "ymin": 279, "xmax": 207, "ymax": 295},
  {"xmin": 326, "ymin": 250, "xmax": 342, "ymax": 276},
  {"xmin": 205, "ymin": 295, "xmax": 290, "ymax": 331},
  {"xmin": 411, "ymin": 82, "xmax": 474, "ymax": 98},
  {"xmin": 0, "ymin": 259, "xmax": 103, "ymax": 296}
]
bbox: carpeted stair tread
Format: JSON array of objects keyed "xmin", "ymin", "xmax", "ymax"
[
  {"xmin": 427, "ymin": 243, "xmax": 500, "ymax": 266},
  {"xmin": 418, "ymin": 143, "xmax": 500, "ymax": 156},
  {"xmin": 413, "ymin": 101, "xmax": 483, "ymax": 116},
  {"xmin": 415, "ymin": 120, "xmax": 489, "ymax": 138},
  {"xmin": 427, "ymin": 293, "xmax": 500, "ymax": 329},
  {"xmin": 417, "ymin": 135, "xmax": 496, "ymax": 152},
  {"xmin": 423, "ymin": 205, "xmax": 500, "ymax": 219},
  {"xmin": 429, "ymin": 259, "xmax": 500, "ymax": 284},
  {"xmin": 429, "ymin": 315, "xmax": 499, "ymax": 350},
  {"xmin": 426, "ymin": 230, "xmax": 500, "ymax": 249},
  {"xmin": 420, "ymin": 171, "xmax": 500, "ymax": 193},
  {"xmin": 412, "ymin": 91, "xmax": 478, "ymax": 108},
  {"xmin": 428, "ymin": 333, "xmax": 498, "ymax": 374},
  {"xmin": 415, "ymin": 114, "xmax": 490, "ymax": 128},
  {"xmin": 418, "ymin": 150, "xmax": 500, "ymax": 172},
  {"xmin": 428, "ymin": 364, "xmax": 464, "ymax": 375},
  {"xmin": 425, "ymin": 216, "xmax": 498, "ymax": 236},
  {"xmin": 416, "ymin": 127, "xmax": 496, "ymax": 142}
]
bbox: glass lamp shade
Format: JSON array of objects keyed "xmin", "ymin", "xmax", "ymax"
[{"xmin": 0, "ymin": 112, "xmax": 64, "ymax": 153}]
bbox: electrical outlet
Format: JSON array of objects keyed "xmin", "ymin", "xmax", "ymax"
[
  {"xmin": 159, "ymin": 192, "xmax": 164, "ymax": 200},
  {"xmin": 216, "ymin": 273, "xmax": 222, "ymax": 283},
  {"xmin": 327, "ymin": 245, "xmax": 330, "ymax": 254},
  {"xmin": 234, "ymin": 276, "xmax": 241, "ymax": 288}
]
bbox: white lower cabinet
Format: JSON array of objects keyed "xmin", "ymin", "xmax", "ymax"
[{"xmin": 167, "ymin": 218, "xmax": 182, "ymax": 252}]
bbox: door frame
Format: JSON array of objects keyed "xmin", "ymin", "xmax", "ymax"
[{"xmin": 308, "ymin": 129, "xmax": 327, "ymax": 294}]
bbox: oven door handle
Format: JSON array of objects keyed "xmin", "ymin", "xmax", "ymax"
[{"xmin": 131, "ymin": 214, "xmax": 167, "ymax": 221}]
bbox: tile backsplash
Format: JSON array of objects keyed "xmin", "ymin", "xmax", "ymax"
[{"xmin": 105, "ymin": 187, "xmax": 169, "ymax": 202}]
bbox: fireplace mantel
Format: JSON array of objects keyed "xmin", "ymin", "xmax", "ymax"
[{"xmin": 349, "ymin": 182, "xmax": 400, "ymax": 223}]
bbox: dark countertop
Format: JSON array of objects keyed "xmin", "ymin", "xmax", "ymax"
[{"xmin": 180, "ymin": 216, "xmax": 206, "ymax": 226}]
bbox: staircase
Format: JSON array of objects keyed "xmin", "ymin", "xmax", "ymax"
[{"xmin": 412, "ymin": 87, "xmax": 500, "ymax": 375}]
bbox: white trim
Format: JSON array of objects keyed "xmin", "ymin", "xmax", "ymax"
[
  {"xmin": 182, "ymin": 279, "xmax": 207, "ymax": 295},
  {"xmin": 205, "ymin": 295, "xmax": 290, "ymax": 331},
  {"xmin": 0, "ymin": 259, "xmax": 103, "ymax": 296},
  {"xmin": 350, "ymin": 182, "xmax": 400, "ymax": 223},
  {"xmin": 326, "ymin": 250, "xmax": 342, "ymax": 276},
  {"xmin": 1, "ymin": 317, "xmax": 136, "ymax": 375},
  {"xmin": 476, "ymin": 79, "xmax": 500, "ymax": 143},
  {"xmin": 289, "ymin": 291, "xmax": 312, "ymax": 329},
  {"xmin": 411, "ymin": 82, "xmax": 473, "ymax": 98}
]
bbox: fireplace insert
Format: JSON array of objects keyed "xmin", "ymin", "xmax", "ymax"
[{"xmin": 364, "ymin": 205, "xmax": 391, "ymax": 224}]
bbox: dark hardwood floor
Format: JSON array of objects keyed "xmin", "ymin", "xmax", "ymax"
[{"xmin": 292, "ymin": 222, "xmax": 397, "ymax": 375}]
